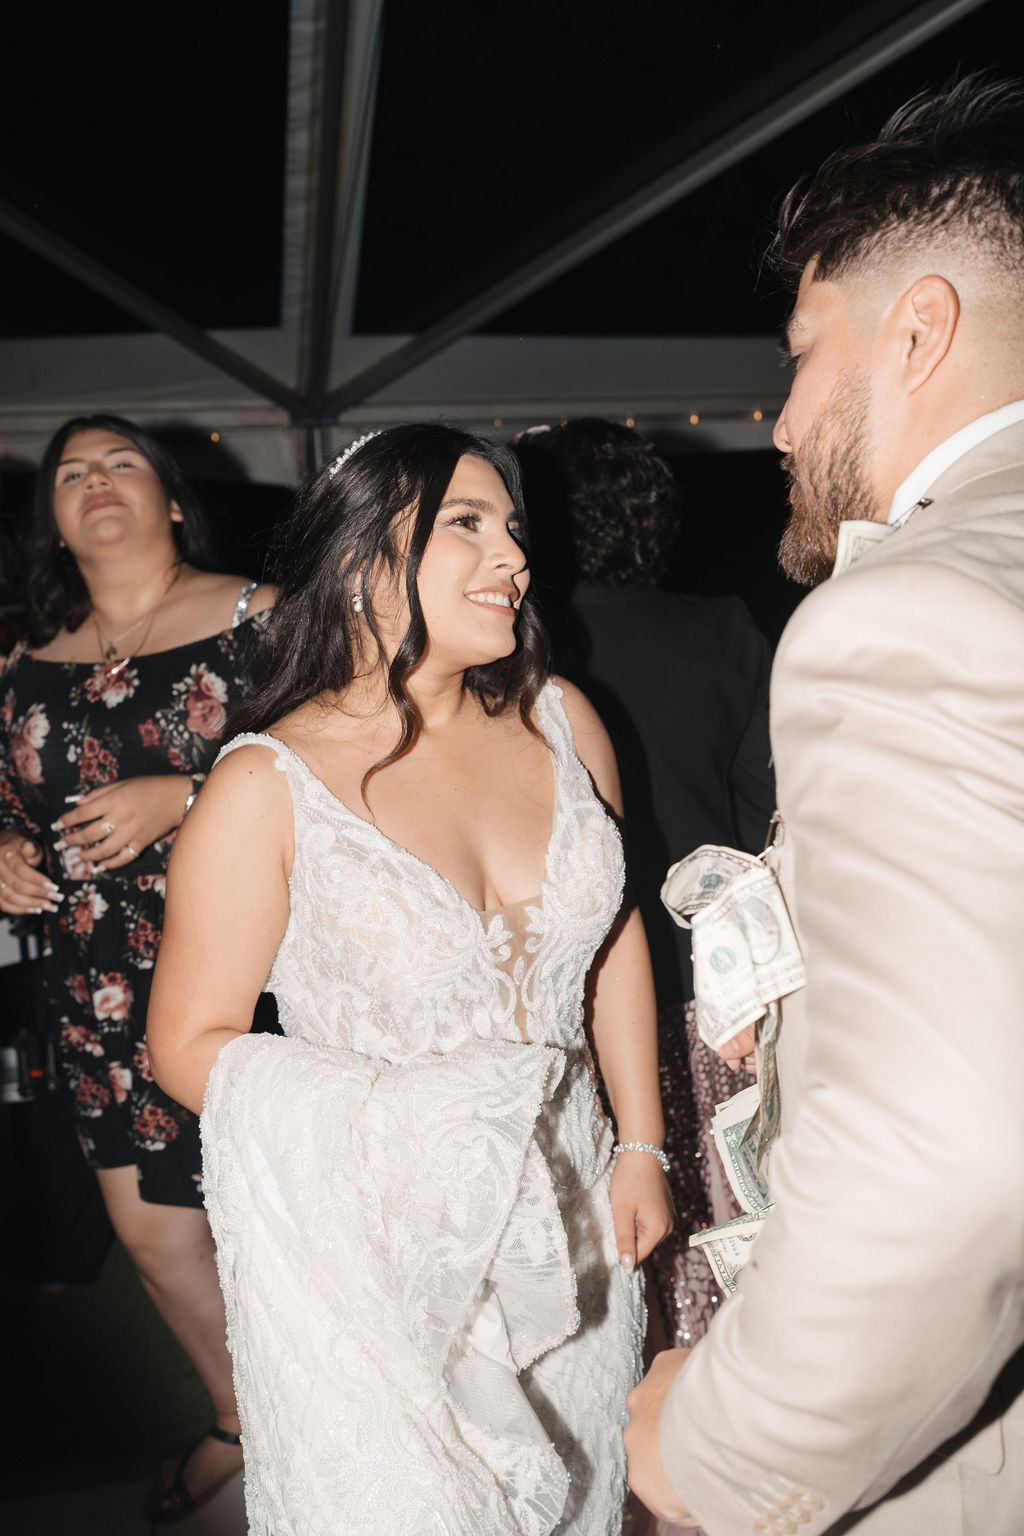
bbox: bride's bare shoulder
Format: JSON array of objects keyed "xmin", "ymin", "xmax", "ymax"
[
  {"xmin": 262, "ymin": 695, "xmax": 379, "ymax": 775},
  {"xmin": 548, "ymin": 675, "xmax": 606, "ymax": 740},
  {"xmin": 265, "ymin": 696, "xmax": 345, "ymax": 750},
  {"xmin": 206, "ymin": 737, "xmax": 292, "ymax": 793}
]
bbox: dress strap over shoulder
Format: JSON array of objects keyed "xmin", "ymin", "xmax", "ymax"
[
  {"xmin": 214, "ymin": 731, "xmax": 298, "ymax": 773},
  {"xmin": 535, "ymin": 678, "xmax": 575, "ymax": 761},
  {"xmin": 232, "ymin": 580, "xmax": 259, "ymax": 628}
]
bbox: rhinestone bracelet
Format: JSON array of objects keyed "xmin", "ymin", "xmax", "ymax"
[
  {"xmin": 182, "ymin": 773, "xmax": 205, "ymax": 816},
  {"xmin": 612, "ymin": 1141, "xmax": 670, "ymax": 1175}
]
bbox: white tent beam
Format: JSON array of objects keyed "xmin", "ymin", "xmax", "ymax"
[
  {"xmin": 0, "ymin": 197, "xmax": 305, "ymax": 417},
  {"xmin": 321, "ymin": 0, "xmax": 989, "ymax": 418}
]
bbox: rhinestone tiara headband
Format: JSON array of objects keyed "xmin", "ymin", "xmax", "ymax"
[{"xmin": 327, "ymin": 430, "xmax": 382, "ymax": 477}]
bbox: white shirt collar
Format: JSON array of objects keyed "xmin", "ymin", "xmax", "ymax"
[{"xmin": 887, "ymin": 399, "xmax": 1024, "ymax": 528}]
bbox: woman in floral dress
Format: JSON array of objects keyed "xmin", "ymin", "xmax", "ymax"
[{"xmin": 0, "ymin": 414, "xmax": 275, "ymax": 1521}]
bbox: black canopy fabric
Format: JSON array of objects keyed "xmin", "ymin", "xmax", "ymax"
[{"xmin": 0, "ymin": 0, "xmax": 1015, "ymax": 481}]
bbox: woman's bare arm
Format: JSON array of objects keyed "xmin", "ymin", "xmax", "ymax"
[
  {"xmin": 556, "ymin": 678, "xmax": 672, "ymax": 1266},
  {"xmin": 147, "ymin": 743, "xmax": 293, "ymax": 1115}
]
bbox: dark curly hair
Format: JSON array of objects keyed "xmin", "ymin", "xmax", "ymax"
[
  {"xmin": 226, "ymin": 423, "xmax": 550, "ymax": 795},
  {"xmin": 24, "ymin": 413, "xmax": 216, "ymax": 647},
  {"xmin": 768, "ymin": 72, "xmax": 1024, "ymax": 290},
  {"xmin": 512, "ymin": 418, "xmax": 681, "ymax": 589}
]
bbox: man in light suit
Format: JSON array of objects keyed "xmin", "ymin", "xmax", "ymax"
[{"xmin": 624, "ymin": 75, "xmax": 1024, "ymax": 1535}]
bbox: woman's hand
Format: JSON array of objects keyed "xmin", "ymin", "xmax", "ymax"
[
  {"xmin": 0, "ymin": 829, "xmax": 62, "ymax": 914},
  {"xmin": 610, "ymin": 1149, "xmax": 675, "ymax": 1271},
  {"xmin": 51, "ymin": 776, "xmax": 193, "ymax": 872}
]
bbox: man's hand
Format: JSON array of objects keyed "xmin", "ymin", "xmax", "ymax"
[
  {"xmin": 625, "ymin": 1348, "xmax": 699, "ymax": 1528},
  {"xmin": 683, "ymin": 1000, "xmax": 756, "ymax": 1074},
  {"xmin": 719, "ymin": 1021, "xmax": 757, "ymax": 1073}
]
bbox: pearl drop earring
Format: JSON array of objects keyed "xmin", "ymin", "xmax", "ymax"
[{"xmin": 352, "ymin": 593, "xmax": 364, "ymax": 613}]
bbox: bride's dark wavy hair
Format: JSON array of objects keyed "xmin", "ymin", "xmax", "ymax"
[
  {"xmin": 24, "ymin": 413, "xmax": 216, "ymax": 647},
  {"xmin": 226, "ymin": 423, "xmax": 550, "ymax": 790}
]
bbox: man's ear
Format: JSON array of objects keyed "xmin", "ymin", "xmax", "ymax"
[
  {"xmin": 894, "ymin": 273, "xmax": 960, "ymax": 393},
  {"xmin": 170, "ymin": 499, "xmax": 185, "ymax": 524}
]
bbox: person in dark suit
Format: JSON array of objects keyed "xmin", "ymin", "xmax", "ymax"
[{"xmin": 514, "ymin": 418, "xmax": 776, "ymax": 1352}]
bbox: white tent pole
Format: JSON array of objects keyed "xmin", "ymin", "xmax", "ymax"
[
  {"xmin": 300, "ymin": 0, "xmax": 351, "ymax": 427},
  {"xmin": 296, "ymin": 0, "xmax": 385, "ymax": 463},
  {"xmin": 321, "ymin": 0, "xmax": 989, "ymax": 418},
  {"xmin": 328, "ymin": 0, "xmax": 386, "ymax": 351},
  {"xmin": 279, "ymin": 0, "xmax": 319, "ymax": 376}
]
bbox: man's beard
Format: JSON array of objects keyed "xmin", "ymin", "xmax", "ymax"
[{"xmin": 778, "ymin": 370, "xmax": 880, "ymax": 587}]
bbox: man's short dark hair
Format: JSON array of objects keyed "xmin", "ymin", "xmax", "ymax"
[{"xmin": 769, "ymin": 72, "xmax": 1024, "ymax": 290}]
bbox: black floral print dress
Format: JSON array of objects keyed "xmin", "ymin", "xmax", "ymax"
[{"xmin": 0, "ymin": 589, "xmax": 263, "ymax": 1207}]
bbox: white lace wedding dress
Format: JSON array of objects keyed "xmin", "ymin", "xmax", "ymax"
[{"xmin": 201, "ymin": 681, "xmax": 645, "ymax": 1535}]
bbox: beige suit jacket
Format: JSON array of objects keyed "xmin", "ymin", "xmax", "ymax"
[{"xmin": 660, "ymin": 421, "xmax": 1024, "ymax": 1536}]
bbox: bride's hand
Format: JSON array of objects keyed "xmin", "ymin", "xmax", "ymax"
[{"xmin": 610, "ymin": 1151, "xmax": 675, "ymax": 1270}]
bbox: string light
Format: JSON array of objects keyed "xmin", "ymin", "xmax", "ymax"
[
  {"xmin": 689, "ymin": 413, "xmax": 700, "ymax": 425},
  {"xmin": 493, "ymin": 417, "xmax": 503, "ymax": 427},
  {"xmin": 752, "ymin": 410, "xmax": 763, "ymax": 422},
  {"xmin": 210, "ymin": 431, "xmax": 220, "ymax": 443},
  {"xmin": 625, "ymin": 417, "xmax": 635, "ymax": 428}
]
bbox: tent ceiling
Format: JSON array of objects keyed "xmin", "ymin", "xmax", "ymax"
[
  {"xmin": 0, "ymin": 0, "xmax": 1014, "ymax": 482},
  {"xmin": 1, "ymin": 0, "xmax": 289, "ymax": 337}
]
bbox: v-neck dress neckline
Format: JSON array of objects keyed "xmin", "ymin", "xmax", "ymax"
[{"xmin": 254, "ymin": 703, "xmax": 561, "ymax": 925}]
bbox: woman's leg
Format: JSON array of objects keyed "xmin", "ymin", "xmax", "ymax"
[{"xmin": 95, "ymin": 1165, "xmax": 243, "ymax": 1499}]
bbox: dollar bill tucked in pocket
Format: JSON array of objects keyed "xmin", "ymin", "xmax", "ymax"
[
  {"xmin": 689, "ymin": 1207, "xmax": 772, "ymax": 1295},
  {"xmin": 831, "ymin": 517, "xmax": 895, "ymax": 577},
  {"xmin": 710, "ymin": 1082, "xmax": 770, "ymax": 1214},
  {"xmin": 661, "ymin": 845, "xmax": 805, "ymax": 1053}
]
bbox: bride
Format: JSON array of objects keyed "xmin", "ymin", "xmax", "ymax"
[{"xmin": 147, "ymin": 423, "xmax": 672, "ymax": 1535}]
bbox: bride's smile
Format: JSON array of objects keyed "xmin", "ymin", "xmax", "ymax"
[{"xmin": 414, "ymin": 454, "xmax": 530, "ymax": 670}]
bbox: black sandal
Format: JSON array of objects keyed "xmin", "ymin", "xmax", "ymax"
[{"xmin": 144, "ymin": 1423, "xmax": 243, "ymax": 1525}]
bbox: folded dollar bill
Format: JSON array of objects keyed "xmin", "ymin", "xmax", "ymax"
[
  {"xmin": 661, "ymin": 845, "xmax": 805, "ymax": 1052},
  {"xmin": 710, "ymin": 1083, "xmax": 770, "ymax": 1214},
  {"xmin": 689, "ymin": 1207, "xmax": 773, "ymax": 1294},
  {"xmin": 660, "ymin": 845, "xmax": 760, "ymax": 927},
  {"xmin": 832, "ymin": 518, "xmax": 895, "ymax": 577}
]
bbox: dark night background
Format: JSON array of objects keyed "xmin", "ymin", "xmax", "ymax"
[{"xmin": 3, "ymin": 0, "xmax": 1019, "ymax": 340}]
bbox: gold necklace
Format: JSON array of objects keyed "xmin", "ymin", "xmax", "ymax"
[{"xmin": 92, "ymin": 564, "xmax": 184, "ymax": 679}]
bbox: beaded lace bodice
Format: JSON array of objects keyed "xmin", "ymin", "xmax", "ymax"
[
  {"xmin": 236, "ymin": 680, "xmax": 624, "ymax": 1063},
  {"xmin": 479, "ymin": 895, "xmax": 541, "ymax": 1042},
  {"xmin": 200, "ymin": 681, "xmax": 643, "ymax": 1535}
]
